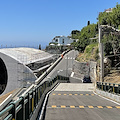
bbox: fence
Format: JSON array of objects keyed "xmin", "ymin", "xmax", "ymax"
[
  {"xmin": 96, "ymin": 82, "xmax": 120, "ymax": 94},
  {"xmin": 0, "ymin": 75, "xmax": 69, "ymax": 120},
  {"xmin": 0, "ymin": 49, "xmax": 70, "ymax": 120}
]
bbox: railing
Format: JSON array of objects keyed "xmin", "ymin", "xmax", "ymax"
[
  {"xmin": 0, "ymin": 75, "xmax": 69, "ymax": 120},
  {"xmin": 35, "ymin": 49, "xmax": 70, "ymax": 85},
  {"xmin": 96, "ymin": 82, "xmax": 120, "ymax": 94},
  {"xmin": 0, "ymin": 49, "xmax": 71, "ymax": 120}
]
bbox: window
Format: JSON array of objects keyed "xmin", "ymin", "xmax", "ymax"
[
  {"xmin": 62, "ymin": 39, "xmax": 64, "ymax": 44},
  {"xmin": 55, "ymin": 39, "xmax": 58, "ymax": 42}
]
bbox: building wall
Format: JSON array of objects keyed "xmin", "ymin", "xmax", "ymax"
[
  {"xmin": 53, "ymin": 36, "xmax": 74, "ymax": 45},
  {"xmin": 0, "ymin": 52, "xmax": 37, "ymax": 96},
  {"xmin": 73, "ymin": 60, "xmax": 97, "ymax": 83},
  {"xmin": 59, "ymin": 36, "xmax": 74, "ymax": 45}
]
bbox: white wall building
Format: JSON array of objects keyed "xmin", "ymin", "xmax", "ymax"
[
  {"xmin": 52, "ymin": 36, "xmax": 77, "ymax": 45},
  {"xmin": 105, "ymin": 8, "xmax": 112, "ymax": 13}
]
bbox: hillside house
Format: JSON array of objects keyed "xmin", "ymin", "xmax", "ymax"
[{"xmin": 52, "ymin": 36, "xmax": 77, "ymax": 45}]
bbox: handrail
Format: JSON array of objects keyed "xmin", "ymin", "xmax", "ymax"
[
  {"xmin": 0, "ymin": 75, "xmax": 69, "ymax": 120},
  {"xmin": 96, "ymin": 81, "xmax": 120, "ymax": 94},
  {"xmin": 0, "ymin": 49, "xmax": 70, "ymax": 120},
  {"xmin": 35, "ymin": 50, "xmax": 70, "ymax": 85}
]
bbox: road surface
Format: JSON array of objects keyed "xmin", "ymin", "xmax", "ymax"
[{"xmin": 44, "ymin": 83, "xmax": 120, "ymax": 120}]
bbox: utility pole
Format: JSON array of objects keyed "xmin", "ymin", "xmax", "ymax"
[
  {"xmin": 66, "ymin": 55, "xmax": 68, "ymax": 77},
  {"xmin": 99, "ymin": 26, "xmax": 104, "ymax": 82}
]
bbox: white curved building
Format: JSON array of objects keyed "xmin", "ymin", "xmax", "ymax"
[{"xmin": 0, "ymin": 48, "xmax": 54, "ymax": 96}]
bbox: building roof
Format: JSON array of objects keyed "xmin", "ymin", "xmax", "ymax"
[
  {"xmin": 0, "ymin": 47, "xmax": 53, "ymax": 65},
  {"xmin": 105, "ymin": 8, "xmax": 112, "ymax": 13}
]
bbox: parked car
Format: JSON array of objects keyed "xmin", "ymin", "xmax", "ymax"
[{"xmin": 83, "ymin": 75, "xmax": 91, "ymax": 83}]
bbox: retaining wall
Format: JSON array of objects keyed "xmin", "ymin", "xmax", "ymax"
[{"xmin": 73, "ymin": 60, "xmax": 97, "ymax": 82}]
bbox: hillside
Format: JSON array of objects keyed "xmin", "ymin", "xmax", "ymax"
[
  {"xmin": 76, "ymin": 43, "xmax": 99, "ymax": 62},
  {"xmin": 76, "ymin": 43, "xmax": 120, "ymax": 84}
]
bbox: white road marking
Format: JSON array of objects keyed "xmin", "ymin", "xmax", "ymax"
[
  {"xmin": 93, "ymin": 91, "xmax": 120, "ymax": 105},
  {"xmin": 65, "ymin": 57, "xmax": 75, "ymax": 60},
  {"xmin": 70, "ymin": 72, "xmax": 74, "ymax": 77}
]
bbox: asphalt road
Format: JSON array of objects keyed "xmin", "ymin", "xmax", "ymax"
[
  {"xmin": 44, "ymin": 89, "xmax": 120, "ymax": 120},
  {"xmin": 40, "ymin": 50, "xmax": 120, "ymax": 120},
  {"xmin": 43, "ymin": 50, "xmax": 79, "ymax": 82}
]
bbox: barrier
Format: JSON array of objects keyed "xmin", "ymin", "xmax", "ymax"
[
  {"xmin": 35, "ymin": 49, "xmax": 70, "ymax": 85},
  {"xmin": 0, "ymin": 75, "xmax": 69, "ymax": 120},
  {"xmin": 96, "ymin": 82, "xmax": 120, "ymax": 94},
  {"xmin": 0, "ymin": 49, "xmax": 70, "ymax": 120}
]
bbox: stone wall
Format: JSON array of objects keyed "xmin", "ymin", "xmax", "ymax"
[
  {"xmin": 73, "ymin": 60, "xmax": 97, "ymax": 83},
  {"xmin": 73, "ymin": 60, "xmax": 90, "ymax": 75},
  {"xmin": 89, "ymin": 61, "xmax": 97, "ymax": 83}
]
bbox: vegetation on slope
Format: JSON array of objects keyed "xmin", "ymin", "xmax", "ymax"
[
  {"xmin": 76, "ymin": 43, "xmax": 99, "ymax": 62},
  {"xmin": 71, "ymin": 24, "xmax": 98, "ymax": 52},
  {"xmin": 98, "ymin": 3, "xmax": 120, "ymax": 28}
]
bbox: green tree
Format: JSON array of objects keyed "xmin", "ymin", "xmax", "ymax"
[
  {"xmin": 98, "ymin": 3, "xmax": 120, "ymax": 28},
  {"xmin": 74, "ymin": 24, "xmax": 98, "ymax": 51}
]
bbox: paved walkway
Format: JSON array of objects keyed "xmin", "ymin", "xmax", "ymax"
[
  {"xmin": 44, "ymin": 83, "xmax": 120, "ymax": 120},
  {"xmin": 54, "ymin": 83, "xmax": 94, "ymax": 91}
]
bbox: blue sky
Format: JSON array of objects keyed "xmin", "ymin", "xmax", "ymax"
[{"xmin": 0, "ymin": 0, "xmax": 120, "ymax": 49}]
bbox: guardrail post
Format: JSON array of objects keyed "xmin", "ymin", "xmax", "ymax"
[
  {"xmin": 19, "ymin": 96, "xmax": 25, "ymax": 120},
  {"xmin": 108, "ymin": 83, "xmax": 111, "ymax": 92},
  {"xmin": 24, "ymin": 94, "xmax": 29, "ymax": 120},
  {"xmin": 38, "ymin": 87, "xmax": 40, "ymax": 101},
  {"xmin": 29, "ymin": 91, "xmax": 33, "ymax": 117},
  {"xmin": 105, "ymin": 83, "xmax": 107, "ymax": 91},
  {"xmin": 40, "ymin": 85, "xmax": 42, "ymax": 98},
  {"xmin": 52, "ymin": 79, "xmax": 54, "ymax": 85},
  {"xmin": 35, "ymin": 88, "xmax": 37, "ymax": 107},
  {"xmin": 32, "ymin": 90, "xmax": 34, "ymax": 112},
  {"xmin": 28, "ymin": 92, "xmax": 30, "ymax": 119},
  {"xmin": 113, "ymin": 84, "xmax": 115, "ymax": 93},
  {"xmin": 99, "ymin": 82, "xmax": 101, "ymax": 90},
  {"xmin": 97, "ymin": 82, "xmax": 99, "ymax": 89},
  {"xmin": 102, "ymin": 83, "xmax": 103, "ymax": 90},
  {"xmin": 10, "ymin": 102, "xmax": 16, "ymax": 120},
  {"xmin": 118, "ymin": 84, "xmax": 120, "ymax": 94}
]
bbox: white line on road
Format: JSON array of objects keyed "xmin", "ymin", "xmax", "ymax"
[
  {"xmin": 93, "ymin": 91, "xmax": 120, "ymax": 105},
  {"xmin": 70, "ymin": 72, "xmax": 74, "ymax": 77}
]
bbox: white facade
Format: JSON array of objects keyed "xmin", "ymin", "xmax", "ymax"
[
  {"xmin": 105, "ymin": 8, "xmax": 112, "ymax": 13},
  {"xmin": 52, "ymin": 36, "xmax": 76, "ymax": 45}
]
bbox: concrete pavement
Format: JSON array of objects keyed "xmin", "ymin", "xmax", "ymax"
[
  {"xmin": 54, "ymin": 83, "xmax": 94, "ymax": 91},
  {"xmin": 44, "ymin": 84, "xmax": 120, "ymax": 120}
]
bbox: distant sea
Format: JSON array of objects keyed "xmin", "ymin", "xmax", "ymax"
[{"xmin": 0, "ymin": 44, "xmax": 47, "ymax": 50}]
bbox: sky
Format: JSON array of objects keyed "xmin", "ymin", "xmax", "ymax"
[{"xmin": 0, "ymin": 0, "xmax": 120, "ymax": 49}]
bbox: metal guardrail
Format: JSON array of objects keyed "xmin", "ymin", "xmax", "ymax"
[
  {"xmin": 35, "ymin": 49, "xmax": 70, "ymax": 85},
  {"xmin": 0, "ymin": 49, "xmax": 71, "ymax": 120},
  {"xmin": 0, "ymin": 75, "xmax": 69, "ymax": 120},
  {"xmin": 96, "ymin": 82, "xmax": 120, "ymax": 94}
]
